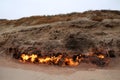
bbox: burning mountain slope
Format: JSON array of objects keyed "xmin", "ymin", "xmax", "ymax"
[{"xmin": 0, "ymin": 10, "xmax": 120, "ymax": 67}]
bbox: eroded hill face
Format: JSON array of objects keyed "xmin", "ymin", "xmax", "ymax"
[{"xmin": 0, "ymin": 10, "xmax": 120, "ymax": 67}]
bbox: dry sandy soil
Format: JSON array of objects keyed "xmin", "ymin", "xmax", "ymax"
[{"xmin": 0, "ymin": 10, "xmax": 120, "ymax": 80}]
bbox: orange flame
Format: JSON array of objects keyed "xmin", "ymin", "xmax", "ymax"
[
  {"xmin": 38, "ymin": 57, "xmax": 51, "ymax": 63},
  {"xmin": 30, "ymin": 54, "xmax": 37, "ymax": 62},
  {"xmin": 21, "ymin": 54, "xmax": 30, "ymax": 62},
  {"xmin": 65, "ymin": 58, "xmax": 79, "ymax": 66},
  {"xmin": 20, "ymin": 53, "xmax": 80, "ymax": 66},
  {"xmin": 97, "ymin": 54, "xmax": 105, "ymax": 59}
]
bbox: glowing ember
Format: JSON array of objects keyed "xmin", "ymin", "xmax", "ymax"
[{"xmin": 97, "ymin": 54, "xmax": 105, "ymax": 59}]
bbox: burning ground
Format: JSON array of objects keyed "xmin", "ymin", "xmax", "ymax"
[
  {"xmin": 12, "ymin": 48, "xmax": 113, "ymax": 67},
  {"xmin": 0, "ymin": 10, "xmax": 120, "ymax": 68}
]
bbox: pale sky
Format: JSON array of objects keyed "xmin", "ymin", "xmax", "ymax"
[{"xmin": 0, "ymin": 0, "xmax": 120, "ymax": 19}]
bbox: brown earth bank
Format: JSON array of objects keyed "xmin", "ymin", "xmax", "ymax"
[{"xmin": 0, "ymin": 10, "xmax": 120, "ymax": 67}]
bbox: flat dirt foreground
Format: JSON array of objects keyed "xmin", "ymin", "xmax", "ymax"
[{"xmin": 0, "ymin": 66, "xmax": 120, "ymax": 80}]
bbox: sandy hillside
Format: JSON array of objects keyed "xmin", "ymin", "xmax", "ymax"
[{"xmin": 0, "ymin": 10, "xmax": 120, "ymax": 80}]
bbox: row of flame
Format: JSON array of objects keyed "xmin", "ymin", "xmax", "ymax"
[{"xmin": 19, "ymin": 53, "xmax": 105, "ymax": 66}]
